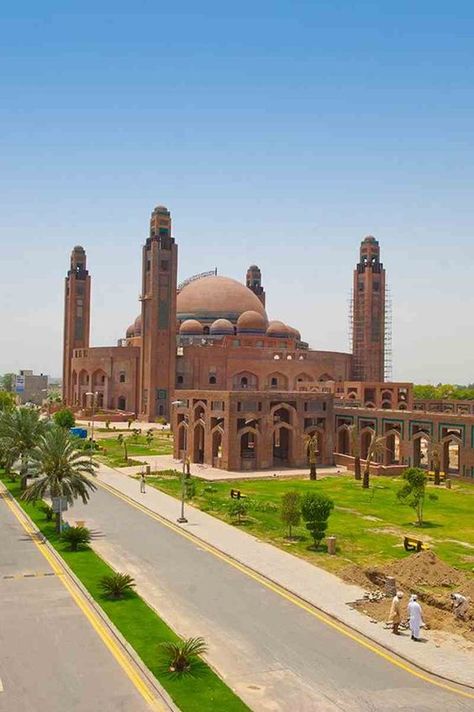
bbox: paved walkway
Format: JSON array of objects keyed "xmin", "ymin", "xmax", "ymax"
[
  {"xmin": 88, "ymin": 462, "xmax": 474, "ymax": 689},
  {"xmin": 118, "ymin": 453, "xmax": 348, "ymax": 481}
]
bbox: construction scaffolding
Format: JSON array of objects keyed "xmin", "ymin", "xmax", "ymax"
[{"xmin": 384, "ymin": 284, "xmax": 393, "ymax": 381}]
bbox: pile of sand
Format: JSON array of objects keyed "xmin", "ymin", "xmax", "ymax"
[{"xmin": 386, "ymin": 550, "xmax": 463, "ymax": 588}]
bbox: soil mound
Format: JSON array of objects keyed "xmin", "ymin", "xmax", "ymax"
[{"xmin": 386, "ymin": 550, "xmax": 462, "ymax": 588}]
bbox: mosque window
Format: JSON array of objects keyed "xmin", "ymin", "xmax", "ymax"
[
  {"xmin": 119, "ymin": 372, "xmax": 126, "ymax": 383},
  {"xmin": 177, "ymin": 375, "xmax": 184, "ymax": 385},
  {"xmin": 209, "ymin": 375, "xmax": 216, "ymax": 384}
]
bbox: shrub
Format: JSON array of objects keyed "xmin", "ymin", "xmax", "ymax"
[
  {"xmin": 61, "ymin": 525, "xmax": 91, "ymax": 551},
  {"xmin": 156, "ymin": 416, "xmax": 168, "ymax": 425},
  {"xmin": 40, "ymin": 503, "xmax": 54, "ymax": 521},
  {"xmin": 160, "ymin": 637, "xmax": 207, "ymax": 674},
  {"xmin": 99, "ymin": 572, "xmax": 136, "ymax": 599},
  {"xmin": 227, "ymin": 499, "xmax": 248, "ymax": 524},
  {"xmin": 280, "ymin": 491, "xmax": 301, "ymax": 538},
  {"xmin": 301, "ymin": 492, "xmax": 334, "ymax": 549},
  {"xmin": 246, "ymin": 498, "xmax": 278, "ymax": 513},
  {"xmin": 53, "ymin": 408, "xmax": 75, "ymax": 429}
]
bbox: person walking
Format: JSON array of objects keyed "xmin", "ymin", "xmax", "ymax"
[
  {"xmin": 388, "ymin": 591, "xmax": 404, "ymax": 634},
  {"xmin": 451, "ymin": 593, "xmax": 469, "ymax": 620},
  {"xmin": 140, "ymin": 471, "xmax": 146, "ymax": 494},
  {"xmin": 407, "ymin": 594, "xmax": 424, "ymax": 641}
]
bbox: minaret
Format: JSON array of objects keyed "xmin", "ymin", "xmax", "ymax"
[
  {"xmin": 352, "ymin": 236, "xmax": 386, "ymax": 382},
  {"xmin": 139, "ymin": 205, "xmax": 178, "ymax": 422},
  {"xmin": 246, "ymin": 264, "xmax": 265, "ymax": 307},
  {"xmin": 62, "ymin": 246, "xmax": 91, "ymax": 404}
]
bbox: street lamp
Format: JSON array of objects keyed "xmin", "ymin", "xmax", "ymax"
[
  {"xmin": 85, "ymin": 391, "xmax": 98, "ymax": 463},
  {"xmin": 171, "ymin": 400, "xmax": 188, "ymax": 524}
]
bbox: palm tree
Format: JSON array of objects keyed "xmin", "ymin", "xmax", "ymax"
[
  {"xmin": 362, "ymin": 432, "xmax": 386, "ymax": 489},
  {"xmin": 304, "ymin": 433, "xmax": 319, "ymax": 480},
  {"xmin": 348, "ymin": 424, "xmax": 362, "ymax": 480},
  {"xmin": 0, "ymin": 408, "xmax": 46, "ymax": 489},
  {"xmin": 160, "ymin": 637, "xmax": 208, "ymax": 673},
  {"xmin": 431, "ymin": 444, "xmax": 442, "ymax": 486},
  {"xmin": 21, "ymin": 426, "xmax": 98, "ymax": 531}
]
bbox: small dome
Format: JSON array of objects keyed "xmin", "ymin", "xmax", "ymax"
[
  {"xmin": 237, "ymin": 310, "xmax": 267, "ymax": 334},
  {"xmin": 154, "ymin": 205, "xmax": 169, "ymax": 213},
  {"xmin": 266, "ymin": 320, "xmax": 290, "ymax": 338},
  {"xmin": 286, "ymin": 325, "xmax": 301, "ymax": 340},
  {"xmin": 126, "ymin": 324, "xmax": 135, "ymax": 338},
  {"xmin": 179, "ymin": 319, "xmax": 204, "ymax": 335},
  {"xmin": 73, "ymin": 245, "xmax": 85, "ymax": 252},
  {"xmin": 210, "ymin": 318, "xmax": 234, "ymax": 335},
  {"xmin": 134, "ymin": 315, "xmax": 142, "ymax": 335}
]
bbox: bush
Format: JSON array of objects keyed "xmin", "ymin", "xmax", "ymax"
[
  {"xmin": 227, "ymin": 499, "xmax": 248, "ymax": 524},
  {"xmin": 301, "ymin": 492, "xmax": 334, "ymax": 549},
  {"xmin": 40, "ymin": 503, "xmax": 54, "ymax": 521},
  {"xmin": 61, "ymin": 525, "xmax": 91, "ymax": 551},
  {"xmin": 397, "ymin": 467, "xmax": 438, "ymax": 526},
  {"xmin": 53, "ymin": 408, "xmax": 75, "ymax": 429},
  {"xmin": 280, "ymin": 491, "xmax": 301, "ymax": 538},
  {"xmin": 246, "ymin": 498, "xmax": 278, "ymax": 513},
  {"xmin": 99, "ymin": 572, "xmax": 136, "ymax": 599},
  {"xmin": 160, "ymin": 637, "xmax": 207, "ymax": 674}
]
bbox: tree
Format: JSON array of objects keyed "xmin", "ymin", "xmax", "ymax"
[
  {"xmin": 0, "ymin": 391, "xmax": 15, "ymax": 412},
  {"xmin": 117, "ymin": 433, "xmax": 129, "ymax": 463},
  {"xmin": 301, "ymin": 492, "xmax": 334, "ymax": 549},
  {"xmin": 62, "ymin": 525, "xmax": 91, "ymax": 551},
  {"xmin": 348, "ymin": 424, "xmax": 361, "ymax": 480},
  {"xmin": 99, "ymin": 572, "xmax": 136, "ymax": 599},
  {"xmin": 281, "ymin": 491, "xmax": 301, "ymax": 538},
  {"xmin": 160, "ymin": 637, "xmax": 208, "ymax": 674},
  {"xmin": 228, "ymin": 499, "xmax": 247, "ymax": 524},
  {"xmin": 53, "ymin": 408, "xmax": 76, "ymax": 429},
  {"xmin": 362, "ymin": 432, "xmax": 386, "ymax": 489},
  {"xmin": 21, "ymin": 426, "xmax": 98, "ymax": 531},
  {"xmin": 304, "ymin": 433, "xmax": 319, "ymax": 480},
  {"xmin": 0, "ymin": 373, "xmax": 15, "ymax": 392},
  {"xmin": 0, "ymin": 407, "xmax": 46, "ymax": 489},
  {"xmin": 397, "ymin": 467, "xmax": 438, "ymax": 526}
]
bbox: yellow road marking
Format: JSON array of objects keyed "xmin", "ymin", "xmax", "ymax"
[
  {"xmin": 1, "ymin": 489, "xmax": 165, "ymax": 712},
  {"xmin": 96, "ymin": 477, "xmax": 474, "ymax": 701}
]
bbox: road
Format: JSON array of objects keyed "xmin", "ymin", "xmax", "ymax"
[
  {"xmin": 68, "ymin": 483, "xmax": 474, "ymax": 712},
  {"xmin": 0, "ymin": 491, "xmax": 163, "ymax": 712}
]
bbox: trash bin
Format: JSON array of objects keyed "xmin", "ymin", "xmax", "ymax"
[{"xmin": 327, "ymin": 536, "xmax": 337, "ymax": 555}]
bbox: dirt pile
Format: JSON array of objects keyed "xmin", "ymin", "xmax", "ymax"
[{"xmin": 386, "ymin": 550, "xmax": 463, "ymax": 588}]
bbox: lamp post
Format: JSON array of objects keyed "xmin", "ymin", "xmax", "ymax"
[
  {"xmin": 85, "ymin": 391, "xmax": 98, "ymax": 463},
  {"xmin": 171, "ymin": 400, "xmax": 188, "ymax": 524}
]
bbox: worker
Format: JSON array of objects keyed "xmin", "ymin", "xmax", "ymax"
[
  {"xmin": 451, "ymin": 593, "xmax": 469, "ymax": 620},
  {"xmin": 388, "ymin": 591, "xmax": 404, "ymax": 635},
  {"xmin": 407, "ymin": 594, "xmax": 425, "ymax": 641}
]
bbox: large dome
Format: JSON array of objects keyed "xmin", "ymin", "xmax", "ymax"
[{"xmin": 177, "ymin": 275, "xmax": 267, "ymax": 323}]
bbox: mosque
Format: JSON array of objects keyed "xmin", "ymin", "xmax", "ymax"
[{"xmin": 62, "ymin": 205, "xmax": 474, "ymax": 477}]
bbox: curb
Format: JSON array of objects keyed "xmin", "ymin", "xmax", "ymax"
[
  {"xmin": 106, "ymin": 469, "xmax": 474, "ymax": 692},
  {"xmin": 0, "ymin": 482, "xmax": 179, "ymax": 712}
]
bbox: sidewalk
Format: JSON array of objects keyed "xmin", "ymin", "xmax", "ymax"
[{"xmin": 94, "ymin": 462, "xmax": 474, "ymax": 689}]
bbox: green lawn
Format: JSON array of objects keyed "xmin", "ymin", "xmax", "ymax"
[
  {"xmin": 96, "ymin": 433, "xmax": 174, "ymax": 467},
  {"xmin": 147, "ymin": 473, "xmax": 474, "ymax": 576},
  {"xmin": 1, "ymin": 475, "xmax": 248, "ymax": 712}
]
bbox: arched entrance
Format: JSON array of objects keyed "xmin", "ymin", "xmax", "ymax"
[
  {"xmin": 443, "ymin": 437, "xmax": 461, "ymax": 475},
  {"xmin": 361, "ymin": 429, "xmax": 374, "ymax": 460},
  {"xmin": 413, "ymin": 434, "xmax": 430, "ymax": 469},
  {"xmin": 240, "ymin": 429, "xmax": 257, "ymax": 470},
  {"xmin": 385, "ymin": 431, "xmax": 401, "ymax": 465},
  {"xmin": 117, "ymin": 396, "xmax": 126, "ymax": 411},
  {"xmin": 337, "ymin": 427, "xmax": 350, "ymax": 455},
  {"xmin": 212, "ymin": 429, "xmax": 223, "ymax": 466},
  {"xmin": 192, "ymin": 423, "xmax": 205, "ymax": 464},
  {"xmin": 273, "ymin": 425, "xmax": 292, "ymax": 466}
]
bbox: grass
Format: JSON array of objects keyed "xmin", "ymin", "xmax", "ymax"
[
  {"xmin": 96, "ymin": 433, "xmax": 174, "ymax": 467},
  {"xmin": 147, "ymin": 472, "xmax": 474, "ymax": 576},
  {"xmin": 1, "ymin": 474, "xmax": 248, "ymax": 712}
]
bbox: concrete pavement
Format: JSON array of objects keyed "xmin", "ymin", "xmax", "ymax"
[
  {"xmin": 66, "ymin": 464, "xmax": 474, "ymax": 711},
  {"xmin": 0, "ymin": 487, "xmax": 172, "ymax": 712}
]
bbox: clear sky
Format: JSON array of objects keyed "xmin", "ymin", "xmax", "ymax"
[{"xmin": 1, "ymin": 1, "xmax": 473, "ymax": 383}]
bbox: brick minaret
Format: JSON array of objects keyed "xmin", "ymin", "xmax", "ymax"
[
  {"xmin": 352, "ymin": 236, "xmax": 385, "ymax": 381},
  {"xmin": 246, "ymin": 264, "xmax": 265, "ymax": 307},
  {"xmin": 139, "ymin": 205, "xmax": 178, "ymax": 422},
  {"xmin": 62, "ymin": 246, "xmax": 91, "ymax": 404}
]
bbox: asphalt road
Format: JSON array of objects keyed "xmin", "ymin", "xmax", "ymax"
[
  {"xmin": 68, "ymin": 485, "xmax": 474, "ymax": 712},
  {"xmin": 0, "ymin": 493, "xmax": 152, "ymax": 712}
]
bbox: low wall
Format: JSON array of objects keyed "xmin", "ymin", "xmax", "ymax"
[{"xmin": 334, "ymin": 453, "xmax": 406, "ymax": 476}]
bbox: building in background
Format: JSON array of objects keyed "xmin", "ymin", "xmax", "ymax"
[{"xmin": 14, "ymin": 370, "xmax": 48, "ymax": 405}]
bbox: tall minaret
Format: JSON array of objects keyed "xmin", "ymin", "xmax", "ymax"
[
  {"xmin": 62, "ymin": 246, "xmax": 91, "ymax": 404},
  {"xmin": 246, "ymin": 264, "xmax": 265, "ymax": 307},
  {"xmin": 139, "ymin": 205, "xmax": 178, "ymax": 422},
  {"xmin": 352, "ymin": 236, "xmax": 386, "ymax": 382}
]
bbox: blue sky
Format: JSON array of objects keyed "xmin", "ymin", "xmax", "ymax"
[{"xmin": 1, "ymin": 1, "xmax": 474, "ymax": 382}]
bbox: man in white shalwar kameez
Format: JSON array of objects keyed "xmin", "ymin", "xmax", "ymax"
[{"xmin": 407, "ymin": 594, "xmax": 424, "ymax": 641}]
